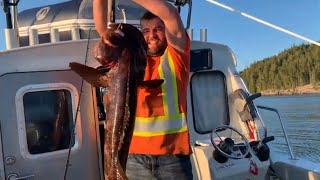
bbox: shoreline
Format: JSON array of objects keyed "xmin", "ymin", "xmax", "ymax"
[
  {"xmin": 260, "ymin": 83, "xmax": 320, "ymax": 96},
  {"xmin": 261, "ymin": 91, "xmax": 320, "ymax": 96}
]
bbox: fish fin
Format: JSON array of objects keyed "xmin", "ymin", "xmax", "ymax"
[
  {"xmin": 139, "ymin": 79, "xmax": 164, "ymax": 88},
  {"xmin": 69, "ymin": 62, "xmax": 107, "ymax": 87}
]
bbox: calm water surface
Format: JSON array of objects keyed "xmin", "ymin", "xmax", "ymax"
[{"xmin": 256, "ymin": 94, "xmax": 320, "ymax": 163}]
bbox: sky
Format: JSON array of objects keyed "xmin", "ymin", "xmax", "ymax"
[{"xmin": 0, "ymin": 0, "xmax": 319, "ymax": 71}]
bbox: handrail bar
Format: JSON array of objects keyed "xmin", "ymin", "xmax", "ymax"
[{"xmin": 257, "ymin": 105, "xmax": 297, "ymax": 160}]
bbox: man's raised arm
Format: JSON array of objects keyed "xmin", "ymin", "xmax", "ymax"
[
  {"xmin": 93, "ymin": 0, "xmax": 109, "ymax": 37},
  {"xmin": 132, "ymin": 0, "xmax": 187, "ymax": 52}
]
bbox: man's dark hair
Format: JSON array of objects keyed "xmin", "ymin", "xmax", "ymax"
[{"xmin": 140, "ymin": 11, "xmax": 158, "ymax": 23}]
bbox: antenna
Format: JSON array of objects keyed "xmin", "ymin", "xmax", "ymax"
[{"xmin": 206, "ymin": 0, "xmax": 320, "ymax": 47}]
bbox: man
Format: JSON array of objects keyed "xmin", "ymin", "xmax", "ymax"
[{"xmin": 93, "ymin": 0, "xmax": 192, "ymax": 179}]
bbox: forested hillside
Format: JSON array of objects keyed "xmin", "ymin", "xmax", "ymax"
[{"xmin": 240, "ymin": 43, "xmax": 320, "ymax": 93}]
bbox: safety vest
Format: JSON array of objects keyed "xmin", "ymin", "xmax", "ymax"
[
  {"xmin": 133, "ymin": 48, "xmax": 188, "ymax": 137},
  {"xmin": 129, "ymin": 39, "xmax": 191, "ymax": 155}
]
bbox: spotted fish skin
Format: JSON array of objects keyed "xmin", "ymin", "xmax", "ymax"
[{"xmin": 70, "ymin": 23, "xmax": 163, "ymax": 180}]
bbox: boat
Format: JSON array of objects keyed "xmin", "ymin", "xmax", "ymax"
[{"xmin": 0, "ymin": 0, "xmax": 319, "ymax": 179}]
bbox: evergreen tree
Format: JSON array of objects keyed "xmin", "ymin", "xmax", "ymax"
[{"xmin": 239, "ymin": 43, "xmax": 320, "ymax": 93}]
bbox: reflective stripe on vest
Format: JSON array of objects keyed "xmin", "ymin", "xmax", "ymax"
[{"xmin": 134, "ymin": 48, "xmax": 188, "ymax": 137}]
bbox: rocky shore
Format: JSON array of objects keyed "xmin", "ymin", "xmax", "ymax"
[{"xmin": 260, "ymin": 83, "xmax": 320, "ymax": 96}]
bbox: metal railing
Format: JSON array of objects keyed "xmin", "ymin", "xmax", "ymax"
[{"xmin": 257, "ymin": 105, "xmax": 297, "ymax": 160}]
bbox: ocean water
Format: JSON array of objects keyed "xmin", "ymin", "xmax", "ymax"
[{"xmin": 255, "ymin": 94, "xmax": 320, "ymax": 163}]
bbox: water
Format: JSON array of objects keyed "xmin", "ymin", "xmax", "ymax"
[{"xmin": 255, "ymin": 94, "xmax": 320, "ymax": 163}]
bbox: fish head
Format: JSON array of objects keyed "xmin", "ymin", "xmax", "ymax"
[
  {"xmin": 94, "ymin": 23, "xmax": 147, "ymax": 69},
  {"xmin": 93, "ymin": 30, "xmax": 124, "ymax": 67}
]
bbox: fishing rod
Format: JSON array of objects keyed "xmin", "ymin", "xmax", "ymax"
[
  {"xmin": 206, "ymin": 0, "xmax": 320, "ymax": 47},
  {"xmin": 63, "ymin": 28, "xmax": 92, "ymax": 180}
]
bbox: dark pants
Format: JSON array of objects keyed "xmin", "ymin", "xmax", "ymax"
[{"xmin": 126, "ymin": 154, "xmax": 193, "ymax": 180}]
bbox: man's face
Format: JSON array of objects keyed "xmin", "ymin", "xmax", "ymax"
[{"xmin": 141, "ymin": 18, "xmax": 167, "ymax": 56}]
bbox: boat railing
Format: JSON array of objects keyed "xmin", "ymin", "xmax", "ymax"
[
  {"xmin": 256, "ymin": 105, "xmax": 297, "ymax": 160},
  {"xmin": 253, "ymin": 106, "xmax": 268, "ymax": 139},
  {"xmin": 4, "ymin": 26, "xmax": 83, "ymax": 50}
]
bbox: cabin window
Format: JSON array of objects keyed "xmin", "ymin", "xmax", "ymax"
[
  {"xmin": 19, "ymin": 36, "xmax": 29, "ymax": 47},
  {"xmin": 23, "ymin": 90, "xmax": 74, "ymax": 154},
  {"xmin": 19, "ymin": 33, "xmax": 51, "ymax": 46},
  {"xmin": 190, "ymin": 48, "xmax": 213, "ymax": 72},
  {"xmin": 190, "ymin": 71, "xmax": 230, "ymax": 134},
  {"xmin": 38, "ymin": 33, "xmax": 51, "ymax": 44},
  {"xmin": 60, "ymin": 30, "xmax": 72, "ymax": 41}
]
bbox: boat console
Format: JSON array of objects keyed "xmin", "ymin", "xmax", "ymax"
[
  {"xmin": 187, "ymin": 43, "xmax": 275, "ymax": 179},
  {"xmin": 193, "ymin": 126, "xmax": 274, "ymax": 179}
]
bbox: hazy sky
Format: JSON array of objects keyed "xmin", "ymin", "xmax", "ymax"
[{"xmin": 1, "ymin": 0, "xmax": 319, "ymax": 71}]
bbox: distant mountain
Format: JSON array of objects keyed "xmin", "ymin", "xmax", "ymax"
[{"xmin": 239, "ymin": 42, "xmax": 320, "ymax": 95}]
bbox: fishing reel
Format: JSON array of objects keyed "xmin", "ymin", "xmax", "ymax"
[{"xmin": 211, "ymin": 126, "xmax": 251, "ymax": 163}]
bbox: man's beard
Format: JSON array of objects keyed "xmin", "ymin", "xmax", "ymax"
[{"xmin": 147, "ymin": 40, "xmax": 167, "ymax": 56}]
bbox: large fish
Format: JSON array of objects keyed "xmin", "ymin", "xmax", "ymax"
[{"xmin": 69, "ymin": 23, "xmax": 163, "ymax": 180}]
